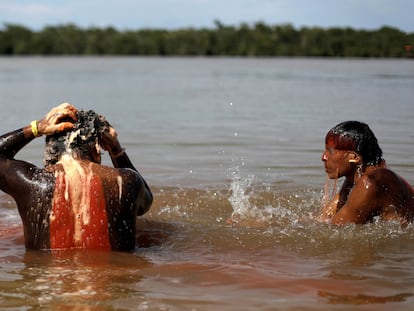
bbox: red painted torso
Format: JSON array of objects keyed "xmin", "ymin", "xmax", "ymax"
[{"xmin": 49, "ymin": 160, "xmax": 111, "ymax": 250}]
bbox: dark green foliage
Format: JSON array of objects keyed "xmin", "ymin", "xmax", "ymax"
[{"xmin": 0, "ymin": 21, "xmax": 412, "ymax": 57}]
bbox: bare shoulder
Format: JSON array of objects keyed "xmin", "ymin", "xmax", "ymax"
[
  {"xmin": 366, "ymin": 166, "xmax": 398, "ymax": 180},
  {"xmin": 365, "ymin": 167, "xmax": 411, "ymax": 193},
  {"xmin": 361, "ymin": 167, "xmax": 405, "ymax": 191},
  {"xmin": 94, "ymin": 164, "xmax": 140, "ymax": 180},
  {"xmin": 107, "ymin": 166, "xmax": 143, "ymax": 186},
  {"xmin": 363, "ymin": 167, "xmax": 414, "ymax": 214},
  {"xmin": 116, "ymin": 167, "xmax": 140, "ymax": 178}
]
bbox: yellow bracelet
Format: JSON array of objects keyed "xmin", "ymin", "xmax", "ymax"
[{"xmin": 31, "ymin": 120, "xmax": 39, "ymax": 137}]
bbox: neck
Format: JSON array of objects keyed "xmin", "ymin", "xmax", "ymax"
[{"xmin": 70, "ymin": 149, "xmax": 99, "ymax": 163}]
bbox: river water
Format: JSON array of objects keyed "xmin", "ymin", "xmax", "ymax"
[{"xmin": 0, "ymin": 57, "xmax": 413, "ymax": 310}]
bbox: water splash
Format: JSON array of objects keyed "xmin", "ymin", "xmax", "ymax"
[
  {"xmin": 321, "ymin": 174, "xmax": 339, "ymax": 210},
  {"xmin": 226, "ymin": 164, "xmax": 300, "ymax": 225},
  {"xmin": 228, "ymin": 165, "xmax": 255, "ymax": 220}
]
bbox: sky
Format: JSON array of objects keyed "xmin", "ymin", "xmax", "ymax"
[{"xmin": 0, "ymin": 0, "xmax": 413, "ymax": 32}]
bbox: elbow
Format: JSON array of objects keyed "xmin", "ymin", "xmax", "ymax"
[
  {"xmin": 331, "ymin": 213, "xmax": 349, "ymax": 225},
  {"xmin": 332, "ymin": 213, "xmax": 365, "ymax": 225},
  {"xmin": 136, "ymin": 189, "xmax": 153, "ymax": 216},
  {"xmin": 146, "ymin": 189, "xmax": 154, "ymax": 210},
  {"xmin": 331, "ymin": 217, "xmax": 346, "ymax": 225}
]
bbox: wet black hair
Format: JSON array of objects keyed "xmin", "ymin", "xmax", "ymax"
[
  {"xmin": 325, "ymin": 121, "xmax": 383, "ymax": 166},
  {"xmin": 44, "ymin": 110, "xmax": 108, "ymax": 166}
]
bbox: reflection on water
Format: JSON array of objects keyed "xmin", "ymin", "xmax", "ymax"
[
  {"xmin": 319, "ymin": 291, "xmax": 413, "ymax": 305},
  {"xmin": 1, "ymin": 179, "xmax": 414, "ymax": 309},
  {"xmin": 0, "ymin": 249, "xmax": 151, "ymax": 309}
]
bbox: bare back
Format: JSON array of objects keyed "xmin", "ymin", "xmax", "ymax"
[{"xmin": 45, "ymin": 155, "xmax": 142, "ymax": 250}]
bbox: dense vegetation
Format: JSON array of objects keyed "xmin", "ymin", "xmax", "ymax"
[{"xmin": 1, "ymin": 21, "xmax": 413, "ymax": 57}]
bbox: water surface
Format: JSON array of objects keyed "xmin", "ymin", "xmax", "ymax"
[{"xmin": 0, "ymin": 57, "xmax": 413, "ymax": 310}]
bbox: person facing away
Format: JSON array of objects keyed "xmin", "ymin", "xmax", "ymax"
[
  {"xmin": 319, "ymin": 121, "xmax": 414, "ymax": 225},
  {"xmin": 0, "ymin": 103, "xmax": 153, "ymax": 251}
]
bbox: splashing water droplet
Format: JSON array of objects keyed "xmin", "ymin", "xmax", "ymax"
[{"xmin": 228, "ymin": 165, "xmax": 254, "ymax": 219}]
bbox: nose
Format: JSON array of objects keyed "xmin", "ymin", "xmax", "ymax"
[{"xmin": 321, "ymin": 151, "xmax": 328, "ymax": 162}]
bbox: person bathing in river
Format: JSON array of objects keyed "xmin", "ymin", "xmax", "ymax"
[
  {"xmin": 319, "ymin": 121, "xmax": 414, "ymax": 225},
  {"xmin": 0, "ymin": 103, "xmax": 153, "ymax": 251}
]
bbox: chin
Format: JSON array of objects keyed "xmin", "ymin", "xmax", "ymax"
[{"xmin": 325, "ymin": 171, "xmax": 338, "ymax": 179}]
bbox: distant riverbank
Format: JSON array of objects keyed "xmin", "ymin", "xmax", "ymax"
[{"xmin": 1, "ymin": 21, "xmax": 413, "ymax": 57}]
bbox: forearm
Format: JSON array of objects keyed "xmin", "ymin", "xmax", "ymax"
[
  {"xmin": 0, "ymin": 124, "xmax": 36, "ymax": 158},
  {"xmin": 108, "ymin": 147, "xmax": 137, "ymax": 170},
  {"xmin": 101, "ymin": 125, "xmax": 136, "ymax": 170},
  {"xmin": 318, "ymin": 194, "xmax": 339, "ymax": 222}
]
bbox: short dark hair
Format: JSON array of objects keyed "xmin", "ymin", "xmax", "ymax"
[
  {"xmin": 325, "ymin": 121, "xmax": 383, "ymax": 166},
  {"xmin": 44, "ymin": 110, "xmax": 107, "ymax": 166}
]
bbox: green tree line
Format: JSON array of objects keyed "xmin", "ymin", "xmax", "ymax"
[{"xmin": 1, "ymin": 21, "xmax": 413, "ymax": 57}]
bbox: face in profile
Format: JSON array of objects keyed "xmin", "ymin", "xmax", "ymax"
[{"xmin": 322, "ymin": 131, "xmax": 359, "ymax": 179}]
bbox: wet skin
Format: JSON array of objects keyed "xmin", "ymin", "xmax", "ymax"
[
  {"xmin": 0, "ymin": 104, "xmax": 152, "ymax": 251},
  {"xmin": 320, "ymin": 144, "xmax": 414, "ymax": 225}
]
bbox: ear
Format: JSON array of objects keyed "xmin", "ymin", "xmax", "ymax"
[{"xmin": 347, "ymin": 152, "xmax": 361, "ymax": 164}]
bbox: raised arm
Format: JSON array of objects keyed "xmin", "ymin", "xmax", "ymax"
[
  {"xmin": 99, "ymin": 120, "xmax": 153, "ymax": 216},
  {"xmin": 36, "ymin": 103, "xmax": 77, "ymax": 136},
  {"xmin": 0, "ymin": 103, "xmax": 77, "ymax": 195}
]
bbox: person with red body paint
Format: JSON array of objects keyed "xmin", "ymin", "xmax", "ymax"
[
  {"xmin": 319, "ymin": 121, "xmax": 414, "ymax": 225},
  {"xmin": 0, "ymin": 103, "xmax": 153, "ymax": 251}
]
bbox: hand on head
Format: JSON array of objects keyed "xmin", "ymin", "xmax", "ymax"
[
  {"xmin": 36, "ymin": 103, "xmax": 122, "ymax": 156},
  {"xmin": 98, "ymin": 116, "xmax": 121, "ymax": 153},
  {"xmin": 37, "ymin": 103, "xmax": 78, "ymax": 136}
]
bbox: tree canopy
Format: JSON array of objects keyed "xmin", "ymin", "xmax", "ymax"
[{"xmin": 1, "ymin": 21, "xmax": 413, "ymax": 57}]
